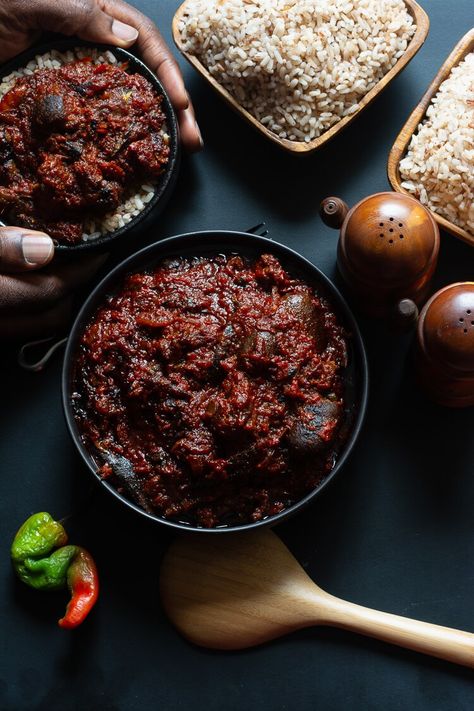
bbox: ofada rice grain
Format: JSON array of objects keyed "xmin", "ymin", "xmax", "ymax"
[{"xmin": 399, "ymin": 52, "xmax": 474, "ymax": 236}]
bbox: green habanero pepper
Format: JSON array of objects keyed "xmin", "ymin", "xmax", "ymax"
[
  {"xmin": 11, "ymin": 512, "xmax": 99, "ymax": 627},
  {"xmin": 11, "ymin": 512, "xmax": 70, "ymax": 589}
]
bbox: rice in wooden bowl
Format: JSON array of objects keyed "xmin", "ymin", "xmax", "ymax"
[
  {"xmin": 173, "ymin": 0, "xmax": 428, "ymax": 153},
  {"xmin": 388, "ymin": 29, "xmax": 474, "ymax": 247}
]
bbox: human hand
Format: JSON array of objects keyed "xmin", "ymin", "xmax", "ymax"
[
  {"xmin": 0, "ymin": 1, "xmax": 201, "ymax": 339},
  {"xmin": 0, "ymin": 0, "xmax": 202, "ymax": 151},
  {"xmin": 0, "ymin": 229, "xmax": 103, "ymax": 340}
]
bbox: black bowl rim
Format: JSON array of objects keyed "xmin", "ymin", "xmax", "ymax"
[
  {"xmin": 62, "ymin": 230, "xmax": 369, "ymax": 533},
  {"xmin": 0, "ymin": 38, "xmax": 180, "ymax": 253}
]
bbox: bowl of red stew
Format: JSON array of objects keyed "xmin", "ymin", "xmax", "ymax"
[
  {"xmin": 63, "ymin": 231, "xmax": 368, "ymax": 532},
  {"xmin": 0, "ymin": 40, "xmax": 179, "ymax": 254}
]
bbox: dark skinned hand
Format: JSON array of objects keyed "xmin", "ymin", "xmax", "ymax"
[{"xmin": 0, "ymin": 0, "xmax": 202, "ymax": 340}]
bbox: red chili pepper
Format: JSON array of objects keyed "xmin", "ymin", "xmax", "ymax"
[{"xmin": 58, "ymin": 548, "xmax": 99, "ymax": 629}]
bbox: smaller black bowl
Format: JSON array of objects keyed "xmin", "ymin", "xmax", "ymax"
[
  {"xmin": 62, "ymin": 231, "xmax": 369, "ymax": 534},
  {"xmin": 0, "ymin": 39, "xmax": 180, "ymax": 256}
]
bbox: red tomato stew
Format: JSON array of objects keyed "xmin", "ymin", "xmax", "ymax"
[
  {"xmin": 0, "ymin": 57, "xmax": 169, "ymax": 244},
  {"xmin": 72, "ymin": 254, "xmax": 348, "ymax": 527}
]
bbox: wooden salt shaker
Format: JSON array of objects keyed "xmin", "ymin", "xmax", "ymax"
[
  {"xmin": 320, "ymin": 192, "xmax": 440, "ymax": 326},
  {"xmin": 415, "ymin": 282, "xmax": 474, "ymax": 407}
]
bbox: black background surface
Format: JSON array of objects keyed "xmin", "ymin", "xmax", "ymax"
[{"xmin": 1, "ymin": 1, "xmax": 474, "ymax": 709}]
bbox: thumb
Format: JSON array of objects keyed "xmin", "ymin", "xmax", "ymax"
[
  {"xmin": 31, "ymin": 1, "xmax": 139, "ymax": 47},
  {"xmin": 0, "ymin": 227, "xmax": 54, "ymax": 273}
]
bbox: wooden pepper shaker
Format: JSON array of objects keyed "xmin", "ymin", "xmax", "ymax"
[
  {"xmin": 320, "ymin": 192, "xmax": 440, "ymax": 324},
  {"xmin": 415, "ymin": 282, "xmax": 474, "ymax": 407}
]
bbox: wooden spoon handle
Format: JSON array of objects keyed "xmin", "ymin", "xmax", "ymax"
[{"xmin": 321, "ymin": 594, "xmax": 474, "ymax": 668}]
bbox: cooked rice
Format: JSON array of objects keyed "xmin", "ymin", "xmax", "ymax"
[
  {"xmin": 179, "ymin": 0, "xmax": 416, "ymax": 142},
  {"xmin": 0, "ymin": 48, "xmax": 164, "ymax": 242},
  {"xmin": 399, "ymin": 52, "xmax": 474, "ymax": 236}
]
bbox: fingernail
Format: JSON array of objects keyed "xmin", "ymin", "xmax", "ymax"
[
  {"xmin": 21, "ymin": 233, "xmax": 54, "ymax": 265},
  {"xmin": 195, "ymin": 121, "xmax": 204, "ymax": 149},
  {"xmin": 112, "ymin": 19, "xmax": 139, "ymax": 42}
]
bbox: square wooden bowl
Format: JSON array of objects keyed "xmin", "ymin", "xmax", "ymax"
[
  {"xmin": 388, "ymin": 28, "xmax": 474, "ymax": 247},
  {"xmin": 172, "ymin": 0, "xmax": 429, "ymax": 154}
]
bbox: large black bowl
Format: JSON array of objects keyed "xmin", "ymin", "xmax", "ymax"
[
  {"xmin": 0, "ymin": 39, "xmax": 180, "ymax": 256},
  {"xmin": 62, "ymin": 231, "xmax": 369, "ymax": 532}
]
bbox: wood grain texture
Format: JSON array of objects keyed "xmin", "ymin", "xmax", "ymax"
[
  {"xmin": 327, "ymin": 191, "xmax": 440, "ymax": 318},
  {"xmin": 319, "ymin": 197, "xmax": 349, "ymax": 229},
  {"xmin": 172, "ymin": 0, "xmax": 429, "ymax": 154},
  {"xmin": 388, "ymin": 28, "xmax": 474, "ymax": 247},
  {"xmin": 415, "ymin": 282, "xmax": 474, "ymax": 407},
  {"xmin": 160, "ymin": 529, "xmax": 474, "ymax": 668}
]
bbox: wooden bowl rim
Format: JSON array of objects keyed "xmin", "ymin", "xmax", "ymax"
[
  {"xmin": 387, "ymin": 28, "xmax": 474, "ymax": 247},
  {"xmin": 172, "ymin": 0, "xmax": 429, "ymax": 154}
]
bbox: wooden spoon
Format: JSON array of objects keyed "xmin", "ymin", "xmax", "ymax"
[{"xmin": 160, "ymin": 530, "xmax": 474, "ymax": 668}]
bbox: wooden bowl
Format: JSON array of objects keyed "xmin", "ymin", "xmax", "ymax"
[
  {"xmin": 172, "ymin": 0, "xmax": 429, "ymax": 154},
  {"xmin": 388, "ymin": 28, "xmax": 474, "ymax": 248}
]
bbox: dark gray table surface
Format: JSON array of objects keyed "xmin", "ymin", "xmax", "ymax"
[{"xmin": 1, "ymin": 1, "xmax": 474, "ymax": 709}]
